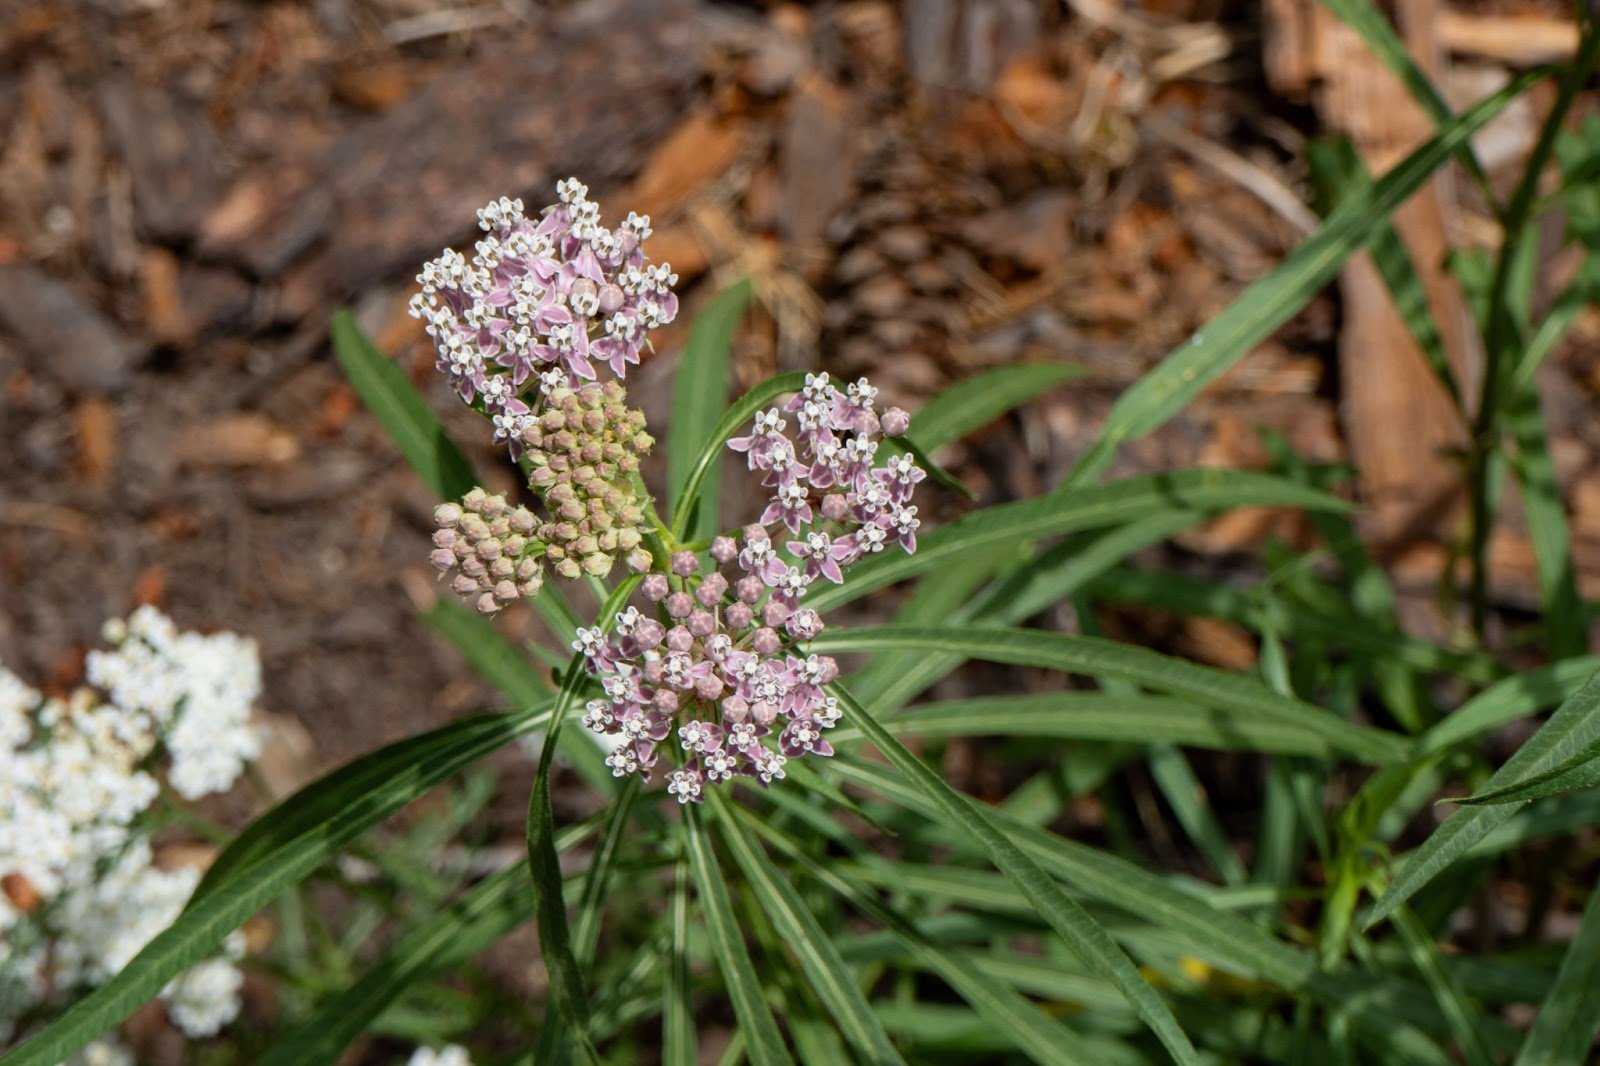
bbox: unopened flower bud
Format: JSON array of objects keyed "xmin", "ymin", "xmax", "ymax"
[
  {"xmin": 752, "ymin": 628, "xmax": 781, "ymax": 655},
  {"xmin": 582, "ymin": 553, "xmax": 613, "ymax": 576},
  {"xmin": 452, "ymin": 575, "xmax": 479, "ymax": 597},
  {"xmin": 762, "ymin": 601, "xmax": 790, "ymax": 628},
  {"xmin": 671, "ymin": 551, "xmax": 698, "ymax": 577},
  {"xmin": 626, "ymin": 547, "xmax": 653, "ymax": 573},
  {"xmin": 687, "ymin": 610, "xmax": 716, "ymax": 637},
  {"xmin": 725, "ymin": 602, "xmax": 754, "ymax": 630},
  {"xmin": 710, "ymin": 536, "xmax": 737, "ymax": 563},
  {"xmin": 634, "ymin": 619, "xmax": 665, "ymax": 650},
  {"xmin": 430, "ymin": 549, "xmax": 457, "ymax": 572},
  {"xmin": 882, "ymin": 407, "xmax": 911, "ymax": 437},
  {"xmin": 476, "ymin": 593, "xmax": 502, "ymax": 615},
  {"xmin": 696, "ymin": 573, "xmax": 728, "ymax": 607},
  {"xmin": 510, "ymin": 508, "xmax": 537, "ymax": 534},
  {"xmin": 494, "ymin": 580, "xmax": 519, "ymax": 603},
  {"xmin": 695, "ymin": 674, "xmax": 724, "ymax": 701},
  {"xmin": 435, "ymin": 503, "xmax": 463, "ymax": 528},
  {"xmin": 821, "ymin": 494, "xmax": 849, "ymax": 521},
  {"xmin": 432, "ymin": 528, "xmax": 460, "ymax": 550},
  {"xmin": 642, "ymin": 574, "xmax": 670, "ymax": 601},
  {"xmin": 666, "ymin": 626, "xmax": 694, "ymax": 652},
  {"xmin": 463, "ymin": 487, "xmax": 488, "ymax": 511},
  {"xmin": 736, "ymin": 577, "xmax": 764, "ymax": 604},
  {"xmin": 665, "ymin": 592, "xmax": 694, "ymax": 618},
  {"xmin": 481, "ymin": 494, "xmax": 508, "ymax": 518},
  {"xmin": 555, "ymin": 558, "xmax": 583, "ymax": 580}
]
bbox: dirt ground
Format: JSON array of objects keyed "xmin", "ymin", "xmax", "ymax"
[{"xmin": 2, "ymin": 0, "xmax": 1597, "ymax": 795}]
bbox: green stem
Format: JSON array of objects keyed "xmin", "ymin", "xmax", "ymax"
[{"xmin": 1467, "ymin": 31, "xmax": 1600, "ymax": 638}]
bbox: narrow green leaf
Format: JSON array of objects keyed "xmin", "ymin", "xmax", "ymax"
[
  {"xmin": 1452, "ymin": 739, "xmax": 1600, "ymax": 806},
  {"xmin": 829, "ymin": 685, "xmax": 1201, "ymax": 1065},
  {"xmin": 422, "ymin": 596, "xmax": 551, "ymax": 708},
  {"xmin": 831, "ymin": 691, "xmax": 1349, "ymax": 757},
  {"xmin": 1505, "ymin": 385, "xmax": 1585, "ymax": 660},
  {"xmin": 816, "ymin": 626, "xmax": 1409, "ymax": 764},
  {"xmin": 1064, "ymin": 70, "xmax": 1542, "ymax": 485},
  {"xmin": 908, "ymin": 363, "xmax": 1085, "ymax": 451},
  {"xmin": 330, "ymin": 309, "xmax": 478, "ymax": 501},
  {"xmin": 683, "ymin": 803, "xmax": 795, "ymax": 1066},
  {"xmin": 1390, "ymin": 909, "xmax": 1497, "ymax": 1066},
  {"xmin": 668, "ymin": 280, "xmax": 753, "ymax": 539},
  {"xmin": 6, "ymin": 704, "xmax": 548, "ymax": 1066},
  {"xmin": 1367, "ymin": 669, "xmax": 1600, "ymax": 928},
  {"xmin": 736, "ymin": 806, "xmax": 1107, "ymax": 1066},
  {"xmin": 1417, "ymin": 658, "xmax": 1600, "ymax": 754},
  {"xmin": 663, "ymin": 853, "xmax": 696, "ymax": 1066},
  {"xmin": 1514, "ymin": 878, "xmax": 1600, "ymax": 1065},
  {"xmin": 806, "ymin": 468, "xmax": 1354, "ymax": 615},
  {"xmin": 709, "ymin": 792, "xmax": 904, "ymax": 1065},
  {"xmin": 670, "ymin": 371, "xmax": 809, "ymax": 540}
]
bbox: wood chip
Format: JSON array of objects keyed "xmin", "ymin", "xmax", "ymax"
[
  {"xmin": 172, "ymin": 414, "xmax": 301, "ymax": 469},
  {"xmin": 72, "ymin": 398, "xmax": 116, "ymax": 487}
]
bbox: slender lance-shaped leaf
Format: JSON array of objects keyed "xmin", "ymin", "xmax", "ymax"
[
  {"xmin": 258, "ymin": 815, "xmax": 595, "ymax": 1066},
  {"xmin": 816, "ymin": 627, "xmax": 1409, "ymax": 765},
  {"xmin": 805, "ymin": 468, "xmax": 1353, "ymax": 614},
  {"xmin": 422, "ymin": 596, "xmax": 551, "ymax": 707},
  {"xmin": 1452, "ymin": 739, "xmax": 1600, "ymax": 806},
  {"xmin": 331, "ymin": 308, "xmax": 478, "ymax": 502},
  {"xmin": 683, "ymin": 803, "xmax": 795, "ymax": 1066},
  {"xmin": 1064, "ymin": 70, "xmax": 1542, "ymax": 486},
  {"xmin": 663, "ymin": 852, "xmax": 696, "ymax": 1066},
  {"xmin": 1514, "ymin": 878, "xmax": 1600, "ymax": 1065},
  {"xmin": 1505, "ymin": 384, "xmax": 1585, "ymax": 660},
  {"xmin": 671, "ymin": 371, "xmax": 808, "ymax": 540},
  {"xmin": 908, "ymin": 363, "xmax": 1085, "ymax": 451},
  {"xmin": 830, "ymin": 691, "xmax": 1351, "ymax": 758},
  {"xmin": 668, "ymin": 280, "xmax": 752, "ymax": 540},
  {"xmin": 709, "ymin": 792, "xmax": 905, "ymax": 1065},
  {"xmin": 1367, "ymin": 668, "xmax": 1600, "ymax": 928},
  {"xmin": 5, "ymin": 703, "xmax": 550, "ymax": 1066},
  {"xmin": 735, "ymin": 804, "xmax": 1111, "ymax": 1066},
  {"xmin": 829, "ymin": 684, "xmax": 1201, "ymax": 1065},
  {"xmin": 524, "ymin": 577, "xmax": 640, "ymax": 1055}
]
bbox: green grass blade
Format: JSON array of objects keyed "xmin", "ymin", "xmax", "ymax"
[
  {"xmin": 709, "ymin": 792, "xmax": 904, "ymax": 1065},
  {"xmin": 829, "ymin": 685, "xmax": 1201, "ymax": 1065},
  {"xmin": 670, "ymin": 371, "xmax": 809, "ymax": 541},
  {"xmin": 330, "ymin": 308, "xmax": 478, "ymax": 501},
  {"xmin": 1417, "ymin": 658, "xmax": 1600, "ymax": 753},
  {"xmin": 1391, "ymin": 909, "xmax": 1497, "ymax": 1066},
  {"xmin": 667, "ymin": 280, "xmax": 752, "ymax": 540},
  {"xmin": 4, "ymin": 703, "xmax": 548, "ymax": 1066},
  {"xmin": 806, "ymin": 468, "xmax": 1353, "ymax": 615},
  {"xmin": 1064, "ymin": 69, "xmax": 1542, "ymax": 485},
  {"xmin": 1513, "ymin": 882, "xmax": 1600, "ymax": 1065},
  {"xmin": 1147, "ymin": 743, "xmax": 1248, "ymax": 885},
  {"xmin": 1367, "ymin": 669, "xmax": 1600, "ymax": 928},
  {"xmin": 683, "ymin": 803, "xmax": 795, "ymax": 1066},
  {"xmin": 816, "ymin": 626, "xmax": 1410, "ymax": 764},
  {"xmin": 908, "ymin": 363, "xmax": 1085, "ymax": 451}
]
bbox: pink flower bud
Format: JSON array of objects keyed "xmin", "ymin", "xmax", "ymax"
[
  {"xmin": 452, "ymin": 575, "xmax": 479, "ymax": 597},
  {"xmin": 724, "ymin": 602, "xmax": 754, "ymax": 630},
  {"xmin": 626, "ymin": 547, "xmax": 654, "ymax": 572},
  {"xmin": 695, "ymin": 674, "xmax": 724, "ymax": 701},
  {"xmin": 665, "ymin": 592, "xmax": 694, "ymax": 618},
  {"xmin": 882, "ymin": 407, "xmax": 911, "ymax": 437},
  {"xmin": 696, "ymin": 573, "xmax": 729, "ymax": 607},
  {"xmin": 752, "ymin": 628, "xmax": 781, "ymax": 655},
  {"xmin": 762, "ymin": 601, "xmax": 789, "ymax": 628},
  {"xmin": 666, "ymin": 626, "xmax": 694, "ymax": 652},
  {"xmin": 429, "ymin": 549, "xmax": 457, "ymax": 572},
  {"xmin": 687, "ymin": 610, "xmax": 716, "ymax": 637},
  {"xmin": 642, "ymin": 574, "xmax": 670, "ymax": 601},
  {"xmin": 434, "ymin": 503, "xmax": 463, "ymax": 528},
  {"xmin": 494, "ymin": 580, "xmax": 519, "ymax": 603},
  {"xmin": 476, "ymin": 593, "xmax": 502, "ymax": 615},
  {"xmin": 820, "ymin": 494, "xmax": 849, "ymax": 521},
  {"xmin": 721, "ymin": 695, "xmax": 750, "ymax": 722},
  {"xmin": 671, "ymin": 551, "xmax": 698, "ymax": 577},
  {"xmin": 736, "ymin": 577, "xmax": 764, "ymax": 604},
  {"xmin": 710, "ymin": 536, "xmax": 737, "ymax": 563},
  {"xmin": 634, "ymin": 619, "xmax": 666, "ymax": 650}
]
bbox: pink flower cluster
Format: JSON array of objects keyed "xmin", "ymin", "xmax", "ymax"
[
  {"xmin": 408, "ymin": 179, "xmax": 678, "ymax": 445},
  {"xmin": 572, "ymin": 373, "xmax": 922, "ymax": 802}
]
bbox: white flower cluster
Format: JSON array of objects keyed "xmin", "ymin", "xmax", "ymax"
[
  {"xmin": 408, "ymin": 1045, "xmax": 473, "ymax": 1066},
  {"xmin": 0, "ymin": 607, "xmax": 260, "ymax": 1048}
]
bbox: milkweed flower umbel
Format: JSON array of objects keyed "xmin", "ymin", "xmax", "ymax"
[
  {"xmin": 573, "ymin": 372, "xmax": 921, "ymax": 803},
  {"xmin": 408, "ymin": 180, "xmax": 677, "ymax": 420}
]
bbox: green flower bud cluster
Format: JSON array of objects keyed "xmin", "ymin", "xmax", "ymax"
[
  {"xmin": 430, "ymin": 489, "xmax": 545, "ymax": 615},
  {"xmin": 521, "ymin": 381, "xmax": 655, "ymax": 580}
]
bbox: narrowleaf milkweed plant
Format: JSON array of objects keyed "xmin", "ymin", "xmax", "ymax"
[{"xmin": 11, "ymin": 47, "xmax": 1600, "ymax": 1061}]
